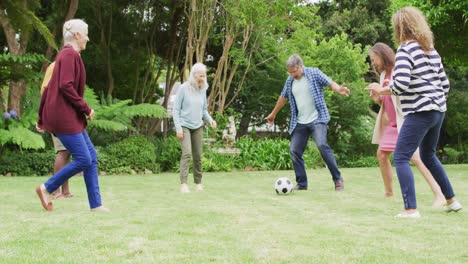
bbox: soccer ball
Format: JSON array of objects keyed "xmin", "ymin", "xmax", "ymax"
[{"xmin": 275, "ymin": 177, "xmax": 293, "ymax": 195}]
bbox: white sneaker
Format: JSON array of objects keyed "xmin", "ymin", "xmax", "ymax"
[
  {"xmin": 444, "ymin": 200, "xmax": 463, "ymax": 212},
  {"xmin": 180, "ymin": 183, "xmax": 190, "ymax": 193},
  {"xmin": 195, "ymin": 184, "xmax": 204, "ymax": 191},
  {"xmin": 395, "ymin": 211, "xmax": 421, "ymax": 218},
  {"xmin": 91, "ymin": 206, "xmax": 111, "ymax": 212}
]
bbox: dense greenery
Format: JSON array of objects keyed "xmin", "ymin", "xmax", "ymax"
[
  {"xmin": 0, "ymin": 0, "xmax": 467, "ymax": 173},
  {"xmin": 2, "ymin": 134, "xmax": 466, "ymax": 176}
]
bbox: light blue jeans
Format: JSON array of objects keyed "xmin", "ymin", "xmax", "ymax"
[
  {"xmin": 44, "ymin": 130, "xmax": 102, "ymax": 209},
  {"xmin": 394, "ymin": 111, "xmax": 455, "ymax": 209},
  {"xmin": 290, "ymin": 122, "xmax": 341, "ymax": 188}
]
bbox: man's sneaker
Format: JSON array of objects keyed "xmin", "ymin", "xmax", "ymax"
[
  {"xmin": 395, "ymin": 211, "xmax": 421, "ymax": 218},
  {"xmin": 180, "ymin": 183, "xmax": 190, "ymax": 193},
  {"xmin": 35, "ymin": 184, "xmax": 53, "ymax": 211},
  {"xmin": 334, "ymin": 179, "xmax": 344, "ymax": 191},
  {"xmin": 293, "ymin": 185, "xmax": 307, "ymax": 191},
  {"xmin": 91, "ymin": 206, "xmax": 111, "ymax": 212},
  {"xmin": 444, "ymin": 200, "xmax": 463, "ymax": 212},
  {"xmin": 195, "ymin": 184, "xmax": 204, "ymax": 191}
]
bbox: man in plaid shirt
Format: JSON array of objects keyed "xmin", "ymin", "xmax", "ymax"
[{"xmin": 266, "ymin": 54, "xmax": 349, "ymax": 191}]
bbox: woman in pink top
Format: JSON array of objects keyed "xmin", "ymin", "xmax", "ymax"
[{"xmin": 368, "ymin": 43, "xmax": 445, "ymax": 207}]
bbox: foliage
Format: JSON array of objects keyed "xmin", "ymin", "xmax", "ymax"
[
  {"xmin": 203, "ymin": 150, "xmax": 239, "ymax": 172},
  {"xmin": 0, "ymin": 150, "xmax": 54, "ymax": 176},
  {"xmin": 0, "ymin": 62, "xmax": 46, "ymax": 151},
  {"xmin": 389, "ymin": 0, "xmax": 468, "ymax": 69},
  {"xmin": 0, "ymin": 0, "xmax": 57, "ymax": 50},
  {"xmin": 235, "ymin": 137, "xmax": 322, "ymax": 171},
  {"xmin": 316, "ymin": 0, "xmax": 393, "ymax": 47},
  {"xmin": 86, "ymin": 89, "xmax": 168, "ymax": 134},
  {"xmin": 340, "ymin": 155, "xmax": 379, "ymax": 168},
  {"xmin": 152, "ymin": 136, "xmax": 181, "ymax": 172},
  {"xmin": 442, "ymin": 67, "xmax": 468, "ymax": 149},
  {"xmin": 0, "ymin": 53, "xmax": 46, "ymax": 82},
  {"xmin": 98, "ymin": 136, "xmax": 159, "ymax": 174}
]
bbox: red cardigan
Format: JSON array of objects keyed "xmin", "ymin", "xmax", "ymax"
[{"xmin": 38, "ymin": 46, "xmax": 91, "ymax": 134}]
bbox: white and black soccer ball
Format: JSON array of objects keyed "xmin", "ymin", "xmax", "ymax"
[{"xmin": 275, "ymin": 177, "xmax": 293, "ymax": 195}]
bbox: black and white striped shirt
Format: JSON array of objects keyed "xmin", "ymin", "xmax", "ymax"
[{"xmin": 390, "ymin": 41, "xmax": 450, "ymax": 116}]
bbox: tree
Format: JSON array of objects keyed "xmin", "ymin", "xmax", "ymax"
[
  {"xmin": 389, "ymin": 0, "xmax": 468, "ymax": 69},
  {"xmin": 0, "ymin": 0, "xmax": 56, "ymax": 116}
]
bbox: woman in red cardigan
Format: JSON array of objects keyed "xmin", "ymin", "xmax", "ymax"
[{"xmin": 36, "ymin": 19, "xmax": 109, "ymax": 212}]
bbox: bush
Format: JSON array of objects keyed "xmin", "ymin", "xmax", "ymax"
[
  {"xmin": 152, "ymin": 136, "xmax": 181, "ymax": 172},
  {"xmin": 439, "ymin": 147, "xmax": 462, "ymax": 164},
  {"xmin": 0, "ymin": 150, "xmax": 55, "ymax": 176},
  {"xmin": 203, "ymin": 149, "xmax": 239, "ymax": 172},
  {"xmin": 340, "ymin": 155, "xmax": 379, "ymax": 168},
  {"xmin": 236, "ymin": 137, "xmax": 323, "ymax": 171},
  {"xmin": 99, "ymin": 136, "xmax": 159, "ymax": 173}
]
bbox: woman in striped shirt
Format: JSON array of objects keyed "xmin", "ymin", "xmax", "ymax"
[{"xmin": 366, "ymin": 7, "xmax": 462, "ymax": 218}]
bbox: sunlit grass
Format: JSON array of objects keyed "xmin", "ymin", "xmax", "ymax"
[{"xmin": 0, "ymin": 165, "xmax": 466, "ymax": 263}]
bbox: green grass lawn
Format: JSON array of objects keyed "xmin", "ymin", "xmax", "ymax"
[{"xmin": 0, "ymin": 165, "xmax": 466, "ymax": 263}]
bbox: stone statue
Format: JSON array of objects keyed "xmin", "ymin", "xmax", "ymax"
[{"xmin": 222, "ymin": 116, "xmax": 236, "ymax": 147}]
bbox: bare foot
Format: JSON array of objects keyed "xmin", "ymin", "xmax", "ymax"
[
  {"xmin": 432, "ymin": 196, "xmax": 446, "ymax": 208},
  {"xmin": 62, "ymin": 193, "xmax": 74, "ymax": 198},
  {"xmin": 53, "ymin": 192, "xmax": 64, "ymax": 199},
  {"xmin": 384, "ymin": 192, "xmax": 394, "ymax": 198}
]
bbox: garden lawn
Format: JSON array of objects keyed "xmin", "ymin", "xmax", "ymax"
[{"xmin": 0, "ymin": 165, "xmax": 467, "ymax": 263}]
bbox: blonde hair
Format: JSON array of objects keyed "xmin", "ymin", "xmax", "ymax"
[
  {"xmin": 188, "ymin": 62, "xmax": 208, "ymax": 90},
  {"xmin": 392, "ymin": 7, "xmax": 434, "ymax": 52}
]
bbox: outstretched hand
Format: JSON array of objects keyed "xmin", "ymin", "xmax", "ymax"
[
  {"xmin": 365, "ymin": 82, "xmax": 385, "ymax": 95},
  {"xmin": 338, "ymin": 84, "xmax": 350, "ymax": 96}
]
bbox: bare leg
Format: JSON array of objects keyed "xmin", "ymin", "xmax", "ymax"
[
  {"xmin": 54, "ymin": 150, "xmax": 72, "ymax": 198},
  {"xmin": 377, "ymin": 149, "xmax": 394, "ymax": 197},
  {"xmin": 411, "ymin": 152, "xmax": 445, "ymax": 207}
]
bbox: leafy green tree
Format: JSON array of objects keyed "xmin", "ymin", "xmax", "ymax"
[
  {"xmin": 389, "ymin": 0, "xmax": 468, "ymax": 69},
  {"xmin": 315, "ymin": 0, "xmax": 393, "ymax": 47},
  {"xmin": 0, "ymin": 0, "xmax": 56, "ymax": 116}
]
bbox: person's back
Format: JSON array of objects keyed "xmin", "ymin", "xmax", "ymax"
[{"xmin": 392, "ymin": 41, "xmax": 448, "ymax": 115}]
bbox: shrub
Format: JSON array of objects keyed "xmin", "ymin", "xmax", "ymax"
[
  {"xmin": 203, "ymin": 150, "xmax": 239, "ymax": 172},
  {"xmin": 99, "ymin": 136, "xmax": 159, "ymax": 173},
  {"xmin": 439, "ymin": 147, "xmax": 461, "ymax": 164},
  {"xmin": 0, "ymin": 150, "xmax": 55, "ymax": 176},
  {"xmin": 236, "ymin": 137, "xmax": 323, "ymax": 171},
  {"xmin": 341, "ymin": 155, "xmax": 379, "ymax": 168},
  {"xmin": 152, "ymin": 136, "xmax": 181, "ymax": 172}
]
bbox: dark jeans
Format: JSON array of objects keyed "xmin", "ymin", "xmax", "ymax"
[
  {"xmin": 290, "ymin": 122, "xmax": 341, "ymax": 187},
  {"xmin": 44, "ymin": 130, "xmax": 102, "ymax": 209},
  {"xmin": 394, "ymin": 111, "xmax": 455, "ymax": 209}
]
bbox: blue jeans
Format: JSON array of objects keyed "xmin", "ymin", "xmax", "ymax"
[
  {"xmin": 44, "ymin": 130, "xmax": 102, "ymax": 209},
  {"xmin": 394, "ymin": 111, "xmax": 455, "ymax": 209},
  {"xmin": 290, "ymin": 122, "xmax": 341, "ymax": 187}
]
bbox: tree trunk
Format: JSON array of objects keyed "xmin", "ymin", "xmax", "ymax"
[
  {"xmin": 0, "ymin": 1, "xmax": 30, "ymax": 116},
  {"xmin": 237, "ymin": 113, "xmax": 251, "ymax": 138}
]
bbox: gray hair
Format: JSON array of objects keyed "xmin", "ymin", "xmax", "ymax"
[
  {"xmin": 188, "ymin": 62, "xmax": 208, "ymax": 90},
  {"xmin": 286, "ymin": 54, "xmax": 303, "ymax": 68},
  {"xmin": 63, "ymin": 19, "xmax": 88, "ymax": 45}
]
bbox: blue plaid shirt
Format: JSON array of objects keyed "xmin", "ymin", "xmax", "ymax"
[{"xmin": 280, "ymin": 67, "xmax": 331, "ymax": 134}]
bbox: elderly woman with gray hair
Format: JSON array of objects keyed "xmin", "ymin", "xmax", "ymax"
[
  {"xmin": 173, "ymin": 63, "xmax": 216, "ymax": 193},
  {"xmin": 36, "ymin": 19, "xmax": 109, "ymax": 212}
]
